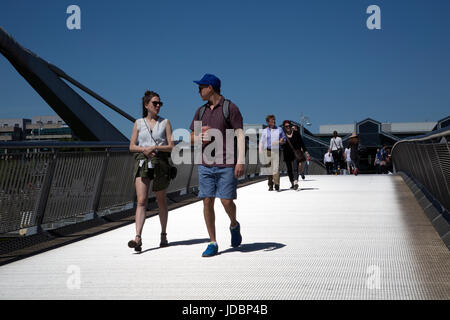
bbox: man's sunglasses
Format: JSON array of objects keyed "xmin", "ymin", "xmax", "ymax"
[
  {"xmin": 152, "ymin": 101, "xmax": 163, "ymax": 107},
  {"xmin": 198, "ymin": 85, "xmax": 209, "ymax": 92}
]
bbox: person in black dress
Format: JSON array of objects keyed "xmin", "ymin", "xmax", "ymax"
[{"xmin": 282, "ymin": 120, "xmax": 307, "ymax": 190}]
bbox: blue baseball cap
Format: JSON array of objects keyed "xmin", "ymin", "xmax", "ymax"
[{"xmin": 193, "ymin": 73, "xmax": 221, "ymax": 90}]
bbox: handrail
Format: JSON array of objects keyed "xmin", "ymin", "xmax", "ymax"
[
  {"xmin": 0, "ymin": 142, "xmax": 327, "ymax": 237},
  {"xmin": 0, "ymin": 141, "xmax": 129, "ymax": 149},
  {"xmin": 391, "ymin": 128, "xmax": 449, "ymax": 213},
  {"xmin": 393, "ymin": 128, "xmax": 449, "ymax": 145}
]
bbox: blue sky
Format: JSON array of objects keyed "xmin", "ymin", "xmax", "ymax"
[{"xmin": 1, "ymin": 0, "xmax": 449, "ymax": 139}]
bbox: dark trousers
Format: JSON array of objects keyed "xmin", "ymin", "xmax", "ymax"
[
  {"xmin": 332, "ymin": 150, "xmax": 341, "ymax": 171},
  {"xmin": 325, "ymin": 162, "xmax": 333, "ymax": 175},
  {"xmin": 301, "ymin": 161, "xmax": 309, "ymax": 176},
  {"xmin": 285, "ymin": 159, "xmax": 300, "ymax": 183}
]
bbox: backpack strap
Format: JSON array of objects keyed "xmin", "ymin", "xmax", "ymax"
[
  {"xmin": 197, "ymin": 99, "xmax": 232, "ymax": 128},
  {"xmin": 222, "ymin": 99, "xmax": 231, "ymax": 128},
  {"xmin": 197, "ymin": 103, "xmax": 208, "ymax": 121}
]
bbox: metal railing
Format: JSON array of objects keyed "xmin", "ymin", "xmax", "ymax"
[
  {"xmin": 0, "ymin": 142, "xmax": 326, "ymax": 236},
  {"xmin": 391, "ymin": 128, "xmax": 450, "ymax": 212}
]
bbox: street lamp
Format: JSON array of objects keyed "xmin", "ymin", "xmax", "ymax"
[
  {"xmin": 299, "ymin": 113, "xmax": 312, "ymax": 138},
  {"xmin": 37, "ymin": 120, "xmax": 43, "ymax": 140}
]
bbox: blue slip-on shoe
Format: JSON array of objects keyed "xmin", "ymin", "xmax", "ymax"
[
  {"xmin": 202, "ymin": 242, "xmax": 219, "ymax": 257},
  {"xmin": 230, "ymin": 222, "xmax": 242, "ymax": 248}
]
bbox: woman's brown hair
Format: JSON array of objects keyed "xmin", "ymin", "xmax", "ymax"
[{"xmin": 142, "ymin": 90, "xmax": 160, "ymax": 118}]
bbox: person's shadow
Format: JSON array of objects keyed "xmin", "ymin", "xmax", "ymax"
[
  {"xmin": 138, "ymin": 238, "xmax": 210, "ymax": 254},
  {"xmin": 297, "ymin": 187, "xmax": 319, "ymax": 191},
  {"xmin": 219, "ymin": 242, "xmax": 286, "ymax": 255},
  {"xmin": 138, "ymin": 240, "xmax": 286, "ymax": 256}
]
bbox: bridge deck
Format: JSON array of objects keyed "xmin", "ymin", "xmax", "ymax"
[{"xmin": 0, "ymin": 175, "xmax": 449, "ymax": 300}]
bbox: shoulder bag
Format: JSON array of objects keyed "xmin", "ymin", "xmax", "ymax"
[
  {"xmin": 143, "ymin": 119, "xmax": 177, "ymax": 180},
  {"xmin": 286, "ymin": 134, "xmax": 306, "ymax": 162}
]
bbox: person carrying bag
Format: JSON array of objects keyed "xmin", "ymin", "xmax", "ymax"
[
  {"xmin": 282, "ymin": 121, "xmax": 307, "ymax": 190},
  {"xmin": 128, "ymin": 90, "xmax": 175, "ymax": 253},
  {"xmin": 330, "ymin": 131, "xmax": 344, "ymax": 174}
]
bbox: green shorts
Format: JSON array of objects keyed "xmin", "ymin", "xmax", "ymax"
[{"xmin": 133, "ymin": 153, "xmax": 171, "ymax": 192}]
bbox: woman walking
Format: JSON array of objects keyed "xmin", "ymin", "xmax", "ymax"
[
  {"xmin": 348, "ymin": 132, "xmax": 360, "ymax": 176},
  {"xmin": 282, "ymin": 120, "xmax": 307, "ymax": 190},
  {"xmin": 128, "ymin": 90, "xmax": 174, "ymax": 252},
  {"xmin": 330, "ymin": 131, "xmax": 344, "ymax": 175}
]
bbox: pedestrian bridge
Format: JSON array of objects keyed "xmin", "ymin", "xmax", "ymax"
[{"xmin": 0, "ymin": 174, "xmax": 448, "ymax": 300}]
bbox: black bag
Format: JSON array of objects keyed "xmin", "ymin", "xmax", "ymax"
[
  {"xmin": 286, "ymin": 134, "xmax": 306, "ymax": 162},
  {"xmin": 332, "ymin": 139, "xmax": 343, "ymax": 160},
  {"xmin": 169, "ymin": 165, "xmax": 177, "ymax": 180},
  {"xmin": 143, "ymin": 118, "xmax": 177, "ymax": 180}
]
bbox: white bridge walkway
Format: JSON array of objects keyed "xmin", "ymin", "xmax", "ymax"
[{"xmin": 0, "ymin": 175, "xmax": 449, "ymax": 300}]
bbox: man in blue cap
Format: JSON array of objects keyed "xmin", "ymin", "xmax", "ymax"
[{"xmin": 190, "ymin": 73, "xmax": 245, "ymax": 257}]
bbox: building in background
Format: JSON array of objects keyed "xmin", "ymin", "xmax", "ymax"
[
  {"xmin": 0, "ymin": 118, "xmax": 31, "ymax": 141},
  {"xmin": 314, "ymin": 117, "xmax": 449, "ymax": 173},
  {"xmin": 0, "ymin": 116, "xmax": 75, "ymax": 141},
  {"xmin": 317, "ymin": 119, "xmax": 440, "ymax": 142}
]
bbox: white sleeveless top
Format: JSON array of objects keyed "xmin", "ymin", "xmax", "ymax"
[
  {"xmin": 137, "ymin": 117, "xmax": 168, "ymax": 147},
  {"xmin": 136, "ymin": 117, "xmax": 168, "ymax": 169}
]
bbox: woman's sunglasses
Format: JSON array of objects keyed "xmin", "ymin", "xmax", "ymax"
[{"xmin": 152, "ymin": 101, "xmax": 163, "ymax": 107}]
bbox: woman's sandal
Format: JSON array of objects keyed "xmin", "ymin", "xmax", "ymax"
[
  {"xmin": 160, "ymin": 233, "xmax": 169, "ymax": 248},
  {"xmin": 128, "ymin": 235, "xmax": 142, "ymax": 252}
]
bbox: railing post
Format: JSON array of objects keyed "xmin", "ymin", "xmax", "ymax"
[
  {"xmin": 34, "ymin": 151, "xmax": 58, "ymax": 233},
  {"xmin": 186, "ymin": 163, "xmax": 195, "ymax": 194},
  {"xmin": 90, "ymin": 148, "xmax": 110, "ymax": 218}
]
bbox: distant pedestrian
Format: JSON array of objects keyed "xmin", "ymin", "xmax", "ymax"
[
  {"xmin": 259, "ymin": 115, "xmax": 286, "ymax": 191},
  {"xmin": 330, "ymin": 131, "xmax": 344, "ymax": 174},
  {"xmin": 344, "ymin": 146, "xmax": 352, "ymax": 174},
  {"xmin": 128, "ymin": 90, "xmax": 174, "ymax": 252},
  {"xmin": 348, "ymin": 132, "xmax": 360, "ymax": 175},
  {"xmin": 190, "ymin": 73, "xmax": 245, "ymax": 257},
  {"xmin": 324, "ymin": 149, "xmax": 334, "ymax": 175},
  {"xmin": 385, "ymin": 147, "xmax": 393, "ymax": 173},
  {"xmin": 379, "ymin": 145, "xmax": 388, "ymax": 174},
  {"xmin": 301, "ymin": 151, "xmax": 311, "ymax": 179},
  {"xmin": 282, "ymin": 120, "xmax": 307, "ymax": 190},
  {"xmin": 374, "ymin": 148, "xmax": 381, "ymax": 174}
]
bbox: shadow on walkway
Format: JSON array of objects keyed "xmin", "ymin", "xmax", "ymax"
[
  {"xmin": 139, "ymin": 238, "xmax": 210, "ymax": 254},
  {"xmin": 219, "ymin": 242, "xmax": 286, "ymax": 255}
]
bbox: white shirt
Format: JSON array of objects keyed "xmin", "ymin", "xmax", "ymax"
[
  {"xmin": 345, "ymin": 148, "xmax": 351, "ymax": 162},
  {"xmin": 136, "ymin": 117, "xmax": 168, "ymax": 168},
  {"xmin": 259, "ymin": 126, "xmax": 286, "ymax": 150},
  {"xmin": 324, "ymin": 152, "xmax": 334, "ymax": 163},
  {"xmin": 330, "ymin": 137, "xmax": 344, "ymax": 151},
  {"xmin": 137, "ymin": 117, "xmax": 168, "ymax": 147}
]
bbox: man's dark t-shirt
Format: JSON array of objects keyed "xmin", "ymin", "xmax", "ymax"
[{"xmin": 190, "ymin": 96, "xmax": 243, "ymax": 167}]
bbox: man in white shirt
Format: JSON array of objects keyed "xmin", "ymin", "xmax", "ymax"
[
  {"xmin": 324, "ymin": 149, "xmax": 334, "ymax": 175},
  {"xmin": 329, "ymin": 131, "xmax": 344, "ymax": 174},
  {"xmin": 259, "ymin": 115, "xmax": 286, "ymax": 191}
]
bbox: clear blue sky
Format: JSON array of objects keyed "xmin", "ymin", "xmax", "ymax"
[{"xmin": 1, "ymin": 0, "xmax": 449, "ymax": 138}]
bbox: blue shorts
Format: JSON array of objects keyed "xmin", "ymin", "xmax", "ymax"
[{"xmin": 198, "ymin": 165, "xmax": 238, "ymax": 200}]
